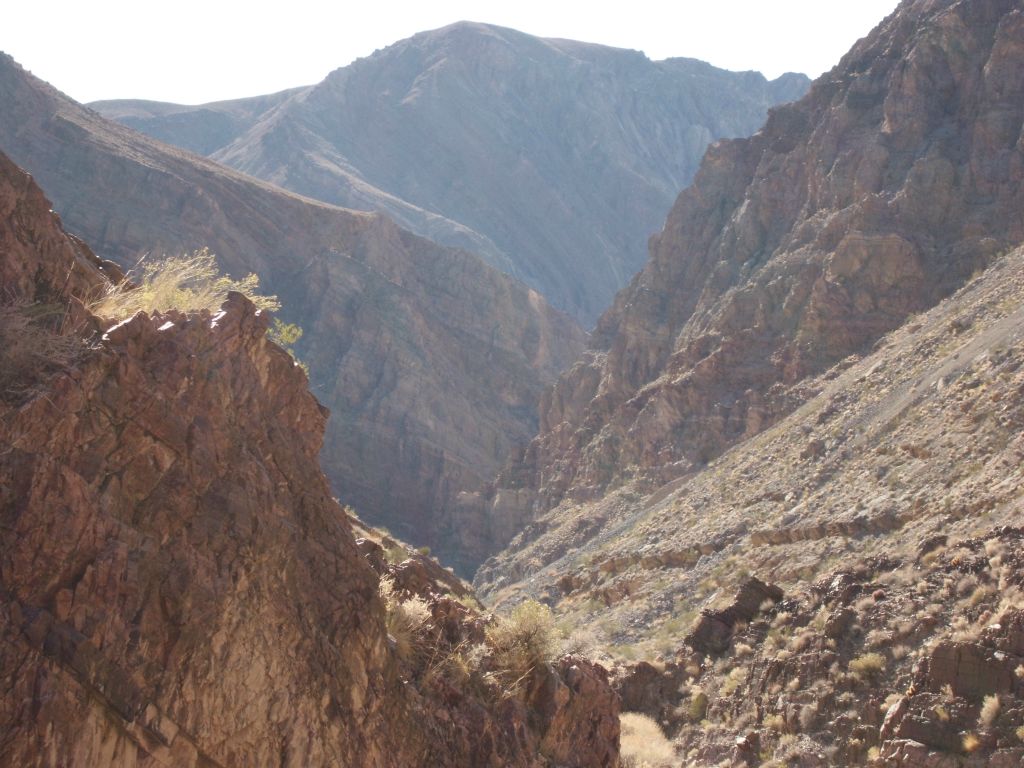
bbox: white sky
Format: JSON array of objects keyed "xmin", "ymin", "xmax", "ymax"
[{"xmin": 5, "ymin": 1, "xmax": 901, "ymax": 105}]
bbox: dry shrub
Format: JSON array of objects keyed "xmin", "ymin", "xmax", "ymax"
[
  {"xmin": 849, "ymin": 652, "xmax": 886, "ymax": 680},
  {"xmin": 559, "ymin": 626, "xmax": 603, "ymax": 660},
  {"xmin": 799, "ymin": 703, "xmax": 818, "ymax": 732},
  {"xmin": 882, "ymin": 693, "xmax": 903, "ymax": 712},
  {"xmin": 721, "ymin": 667, "xmax": 746, "ymax": 696},
  {"xmin": 90, "ymin": 248, "xmax": 279, "ymax": 320},
  {"xmin": 0, "ymin": 301, "xmax": 85, "ymax": 400},
  {"xmin": 619, "ymin": 712, "xmax": 675, "ymax": 768},
  {"xmin": 969, "ymin": 584, "xmax": 996, "ymax": 607},
  {"xmin": 978, "ymin": 694, "xmax": 1000, "ymax": 729},
  {"xmin": 486, "ymin": 600, "xmax": 555, "ymax": 687},
  {"xmin": 379, "ymin": 575, "xmax": 431, "ymax": 662},
  {"xmin": 962, "ymin": 732, "xmax": 981, "ymax": 753}
]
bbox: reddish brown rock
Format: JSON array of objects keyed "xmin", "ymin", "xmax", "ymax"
[
  {"xmin": 922, "ymin": 641, "xmax": 1018, "ymax": 699},
  {"xmin": 531, "ymin": 657, "xmax": 621, "ymax": 767},
  {"xmin": 685, "ymin": 578, "xmax": 783, "ymax": 654},
  {"xmin": 611, "ymin": 660, "xmax": 688, "ymax": 725},
  {"xmin": 0, "ymin": 154, "xmax": 619, "ymax": 767}
]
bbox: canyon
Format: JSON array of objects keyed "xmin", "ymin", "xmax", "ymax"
[
  {"xmin": 0, "ymin": 150, "xmax": 619, "ymax": 767},
  {"xmin": 93, "ymin": 22, "xmax": 809, "ymax": 324},
  {"xmin": 4, "ymin": 0, "xmax": 1024, "ymax": 764},
  {"xmin": 0, "ymin": 51, "xmax": 585, "ymax": 573}
]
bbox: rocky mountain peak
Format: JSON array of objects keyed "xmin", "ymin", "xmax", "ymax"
[
  {"xmin": 93, "ymin": 28, "xmax": 810, "ymax": 324},
  {"xmin": 492, "ymin": 0, "xmax": 1024, "ymax": 529}
]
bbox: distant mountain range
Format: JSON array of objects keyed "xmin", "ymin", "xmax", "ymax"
[
  {"xmin": 92, "ymin": 22, "xmax": 810, "ymax": 323},
  {"xmin": 0, "ymin": 51, "xmax": 585, "ymax": 573}
]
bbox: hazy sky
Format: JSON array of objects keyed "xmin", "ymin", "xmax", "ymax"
[{"xmin": 6, "ymin": 0, "xmax": 901, "ymax": 105}]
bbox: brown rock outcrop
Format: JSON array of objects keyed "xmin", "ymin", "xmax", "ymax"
[
  {"xmin": 481, "ymin": 0, "xmax": 1024, "ymax": 562},
  {"xmin": 0, "ymin": 155, "xmax": 619, "ymax": 766},
  {"xmin": 0, "ymin": 53, "xmax": 587, "ymax": 574},
  {"xmin": 685, "ymin": 578, "xmax": 783, "ymax": 654},
  {"xmin": 876, "ymin": 609, "xmax": 1024, "ymax": 764}
]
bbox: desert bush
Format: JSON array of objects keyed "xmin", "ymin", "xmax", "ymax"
[
  {"xmin": 90, "ymin": 248, "xmax": 279, "ymax": 320},
  {"xmin": 686, "ymin": 686, "xmax": 709, "ymax": 722},
  {"xmin": 962, "ymin": 732, "xmax": 981, "ymax": 753},
  {"xmin": 379, "ymin": 575, "xmax": 431, "ymax": 662},
  {"xmin": 0, "ymin": 301, "xmax": 85, "ymax": 399},
  {"xmin": 559, "ymin": 625, "xmax": 604, "ymax": 659},
  {"xmin": 619, "ymin": 712, "xmax": 675, "ymax": 768},
  {"xmin": 849, "ymin": 652, "xmax": 886, "ymax": 680},
  {"xmin": 979, "ymin": 694, "xmax": 1000, "ymax": 729},
  {"xmin": 384, "ymin": 544, "xmax": 409, "ymax": 565},
  {"xmin": 486, "ymin": 600, "xmax": 555, "ymax": 686},
  {"xmin": 267, "ymin": 318, "xmax": 309, "ymax": 374},
  {"xmin": 720, "ymin": 667, "xmax": 746, "ymax": 696},
  {"xmin": 799, "ymin": 703, "xmax": 818, "ymax": 731}
]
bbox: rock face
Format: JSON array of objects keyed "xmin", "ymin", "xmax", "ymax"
[
  {"xmin": 92, "ymin": 22, "xmax": 810, "ymax": 323},
  {"xmin": 482, "ymin": 0, "xmax": 1024, "ymax": 556},
  {"xmin": 0, "ymin": 53, "xmax": 586, "ymax": 574},
  {"xmin": 684, "ymin": 578, "xmax": 783, "ymax": 654},
  {"xmin": 0, "ymin": 153, "xmax": 619, "ymax": 767}
]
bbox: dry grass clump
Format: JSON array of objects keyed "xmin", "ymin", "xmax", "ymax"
[
  {"xmin": 720, "ymin": 667, "xmax": 746, "ymax": 696},
  {"xmin": 90, "ymin": 248, "xmax": 279, "ymax": 320},
  {"xmin": 799, "ymin": 703, "xmax": 818, "ymax": 731},
  {"xmin": 559, "ymin": 626, "xmax": 604, "ymax": 659},
  {"xmin": 0, "ymin": 301, "xmax": 85, "ymax": 399},
  {"xmin": 962, "ymin": 732, "xmax": 981, "ymax": 753},
  {"xmin": 849, "ymin": 652, "xmax": 886, "ymax": 680},
  {"xmin": 486, "ymin": 600, "xmax": 556, "ymax": 686},
  {"xmin": 978, "ymin": 694, "xmax": 1000, "ymax": 729},
  {"xmin": 619, "ymin": 712, "xmax": 676, "ymax": 767},
  {"xmin": 379, "ymin": 575, "xmax": 432, "ymax": 662}
]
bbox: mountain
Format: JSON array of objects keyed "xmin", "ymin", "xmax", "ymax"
[
  {"xmin": 0, "ymin": 52, "xmax": 586, "ymax": 575},
  {"xmin": 473, "ymin": 0, "xmax": 1024, "ymax": 555},
  {"xmin": 92, "ymin": 22, "xmax": 810, "ymax": 323},
  {"xmin": 0, "ymin": 150, "xmax": 619, "ymax": 767},
  {"xmin": 470, "ymin": 1, "xmax": 1024, "ymax": 762}
]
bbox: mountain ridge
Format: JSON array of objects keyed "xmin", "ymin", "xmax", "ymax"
[
  {"xmin": 475, "ymin": 0, "xmax": 1024, "ymax": 548},
  {"xmin": 92, "ymin": 21, "xmax": 810, "ymax": 323},
  {"xmin": 0, "ymin": 50, "xmax": 586, "ymax": 574}
]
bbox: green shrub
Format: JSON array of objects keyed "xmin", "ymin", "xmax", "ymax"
[{"xmin": 267, "ymin": 318, "xmax": 308, "ymax": 374}]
